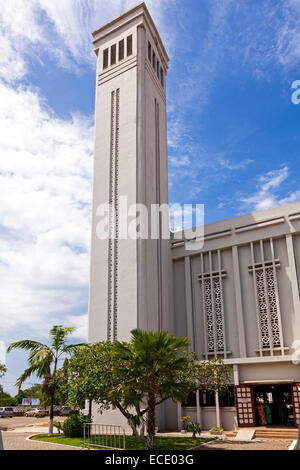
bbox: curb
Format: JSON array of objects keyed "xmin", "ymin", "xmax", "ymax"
[
  {"xmin": 189, "ymin": 437, "xmax": 220, "ymax": 450},
  {"xmin": 289, "ymin": 440, "xmax": 298, "ymax": 451},
  {"xmin": 26, "ymin": 433, "xmax": 88, "ymax": 450}
]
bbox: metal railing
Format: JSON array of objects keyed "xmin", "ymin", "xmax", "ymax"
[{"xmin": 83, "ymin": 423, "xmax": 126, "ymax": 450}]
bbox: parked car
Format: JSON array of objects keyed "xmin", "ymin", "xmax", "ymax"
[
  {"xmin": 25, "ymin": 408, "xmax": 48, "ymax": 417},
  {"xmin": 59, "ymin": 406, "xmax": 72, "ymax": 416},
  {"xmin": 0, "ymin": 407, "xmax": 14, "ymax": 418}
]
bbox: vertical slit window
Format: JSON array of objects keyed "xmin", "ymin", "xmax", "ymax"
[
  {"xmin": 111, "ymin": 44, "xmax": 116, "ymax": 65},
  {"xmin": 152, "ymin": 51, "xmax": 156, "ymax": 71},
  {"xmin": 119, "ymin": 39, "xmax": 124, "ymax": 61},
  {"xmin": 103, "ymin": 48, "xmax": 109, "ymax": 69},
  {"xmin": 160, "ymin": 67, "xmax": 164, "ymax": 87},
  {"xmin": 127, "ymin": 35, "xmax": 133, "ymax": 56},
  {"xmin": 148, "ymin": 42, "xmax": 152, "ymax": 61},
  {"xmin": 157, "ymin": 60, "xmax": 160, "ymax": 78}
]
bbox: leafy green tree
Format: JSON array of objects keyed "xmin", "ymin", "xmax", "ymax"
[
  {"xmin": 197, "ymin": 357, "xmax": 232, "ymax": 396},
  {"xmin": 112, "ymin": 331, "xmax": 231, "ymax": 450},
  {"xmin": 65, "ymin": 341, "xmax": 153, "ymax": 437},
  {"xmin": 0, "ymin": 396, "xmax": 18, "ymax": 407},
  {"xmin": 22, "ymin": 383, "xmax": 42, "ymax": 397},
  {"xmin": 63, "ymin": 330, "xmax": 231, "ymax": 450},
  {"xmin": 53, "ymin": 358, "xmax": 70, "ymax": 407},
  {"xmin": 0, "ymin": 372, "xmax": 18, "ymax": 406},
  {"xmin": 15, "ymin": 383, "xmax": 43, "ymax": 404},
  {"xmin": 112, "ymin": 329, "xmax": 200, "ymax": 451},
  {"xmin": 0, "ymin": 363, "xmax": 7, "ymax": 378},
  {"xmin": 0, "ymin": 387, "xmax": 9, "ymax": 398},
  {"xmin": 14, "ymin": 389, "xmax": 26, "ymax": 404},
  {"xmin": 64, "ymin": 342, "xmax": 125, "ymax": 425},
  {"xmin": 7, "ymin": 325, "xmax": 86, "ymax": 436}
]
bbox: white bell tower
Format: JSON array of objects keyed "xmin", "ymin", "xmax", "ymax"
[{"xmin": 88, "ymin": 3, "xmax": 173, "ymax": 346}]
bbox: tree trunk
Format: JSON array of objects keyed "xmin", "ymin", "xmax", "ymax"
[
  {"xmin": 146, "ymin": 378, "xmax": 156, "ymax": 451},
  {"xmin": 88, "ymin": 399, "xmax": 92, "ymax": 422},
  {"xmin": 48, "ymin": 393, "xmax": 55, "ymax": 437},
  {"xmin": 115, "ymin": 402, "xmax": 140, "ymax": 438},
  {"xmin": 129, "ymin": 419, "xmax": 140, "ymax": 438},
  {"xmin": 114, "ymin": 402, "xmax": 146, "ymax": 439},
  {"xmin": 140, "ymin": 419, "xmax": 145, "ymax": 439},
  {"xmin": 48, "ymin": 356, "xmax": 58, "ymax": 437}
]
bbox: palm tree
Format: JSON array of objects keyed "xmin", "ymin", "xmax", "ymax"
[
  {"xmin": 113, "ymin": 329, "xmax": 192, "ymax": 450},
  {"xmin": 7, "ymin": 325, "xmax": 86, "ymax": 436}
]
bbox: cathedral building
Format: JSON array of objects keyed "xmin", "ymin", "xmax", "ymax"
[{"xmin": 88, "ymin": 3, "xmax": 300, "ymax": 431}]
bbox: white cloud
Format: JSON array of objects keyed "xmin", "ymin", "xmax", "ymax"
[
  {"xmin": 66, "ymin": 314, "xmax": 89, "ymax": 341},
  {"xmin": 218, "ymin": 157, "xmax": 254, "ymax": 171},
  {"xmin": 0, "ymin": 1, "xmax": 44, "ymax": 82},
  {"xmin": 0, "ymin": 81, "xmax": 93, "ymax": 337},
  {"xmin": 169, "ymin": 155, "xmax": 191, "ymax": 167},
  {"xmin": 0, "ymin": 0, "xmax": 175, "ymax": 80},
  {"xmin": 240, "ymin": 166, "xmax": 300, "ymax": 212},
  {"xmin": 213, "ymin": 0, "xmax": 300, "ymax": 77},
  {"xmin": 38, "ymin": 0, "xmax": 175, "ymax": 64},
  {"xmin": 0, "ymin": 0, "xmax": 175, "ymax": 345}
]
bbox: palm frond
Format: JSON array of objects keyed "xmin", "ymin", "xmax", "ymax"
[
  {"xmin": 7, "ymin": 340, "xmax": 49, "ymax": 353},
  {"xmin": 63, "ymin": 343, "xmax": 88, "ymax": 352},
  {"xmin": 28, "ymin": 349, "xmax": 53, "ymax": 366},
  {"xmin": 15, "ymin": 360, "xmax": 50, "ymax": 389},
  {"xmin": 50, "ymin": 326, "xmax": 74, "ymax": 351}
]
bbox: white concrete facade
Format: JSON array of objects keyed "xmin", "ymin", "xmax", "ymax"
[
  {"xmin": 88, "ymin": 3, "xmax": 300, "ymax": 430},
  {"xmin": 172, "ymin": 203, "xmax": 300, "ymax": 430}
]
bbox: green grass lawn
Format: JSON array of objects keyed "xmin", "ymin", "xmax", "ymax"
[{"xmin": 32, "ymin": 433, "xmax": 213, "ymax": 450}]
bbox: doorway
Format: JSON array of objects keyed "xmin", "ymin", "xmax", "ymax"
[{"xmin": 253, "ymin": 384, "xmax": 295, "ymax": 427}]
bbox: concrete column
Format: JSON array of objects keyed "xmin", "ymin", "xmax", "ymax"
[
  {"xmin": 177, "ymin": 402, "xmax": 182, "ymax": 431},
  {"xmin": 233, "ymin": 364, "xmax": 239, "ymax": 386},
  {"xmin": 196, "ymin": 389, "xmax": 202, "ymax": 426},
  {"xmin": 286, "ymin": 234, "xmax": 300, "ymax": 340},
  {"xmin": 215, "ymin": 392, "xmax": 221, "ymax": 428},
  {"xmin": 232, "ymin": 246, "xmax": 247, "ymax": 357},
  {"xmin": 185, "ymin": 256, "xmax": 195, "ymax": 350},
  {"xmin": 233, "ymin": 365, "xmax": 239, "ymax": 430}
]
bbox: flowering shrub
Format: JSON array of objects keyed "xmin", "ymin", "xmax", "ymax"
[{"xmin": 62, "ymin": 413, "xmax": 90, "ymax": 438}]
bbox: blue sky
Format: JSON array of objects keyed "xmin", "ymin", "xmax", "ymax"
[{"xmin": 1, "ymin": 0, "xmax": 300, "ymax": 394}]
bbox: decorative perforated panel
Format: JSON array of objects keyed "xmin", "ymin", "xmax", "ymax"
[
  {"xmin": 203, "ymin": 276, "xmax": 225, "ymax": 354},
  {"xmin": 255, "ymin": 268, "xmax": 281, "ymax": 349},
  {"xmin": 266, "ymin": 268, "xmax": 281, "ymax": 348},
  {"xmin": 214, "ymin": 277, "xmax": 225, "ymax": 352}
]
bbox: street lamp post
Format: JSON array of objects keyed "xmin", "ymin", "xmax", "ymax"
[{"xmin": 0, "ymin": 425, "xmax": 4, "ymax": 451}]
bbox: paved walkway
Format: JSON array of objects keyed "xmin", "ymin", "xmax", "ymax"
[
  {"xmin": 1, "ymin": 431, "xmax": 293, "ymax": 451},
  {"xmin": 2, "ymin": 432, "xmax": 84, "ymax": 451},
  {"xmin": 196, "ymin": 439, "xmax": 292, "ymax": 451}
]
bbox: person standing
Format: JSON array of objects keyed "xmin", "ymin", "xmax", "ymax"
[
  {"xmin": 257, "ymin": 401, "xmax": 267, "ymax": 425},
  {"xmin": 278, "ymin": 402, "xmax": 288, "ymax": 425},
  {"xmin": 264, "ymin": 402, "xmax": 272, "ymax": 425}
]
